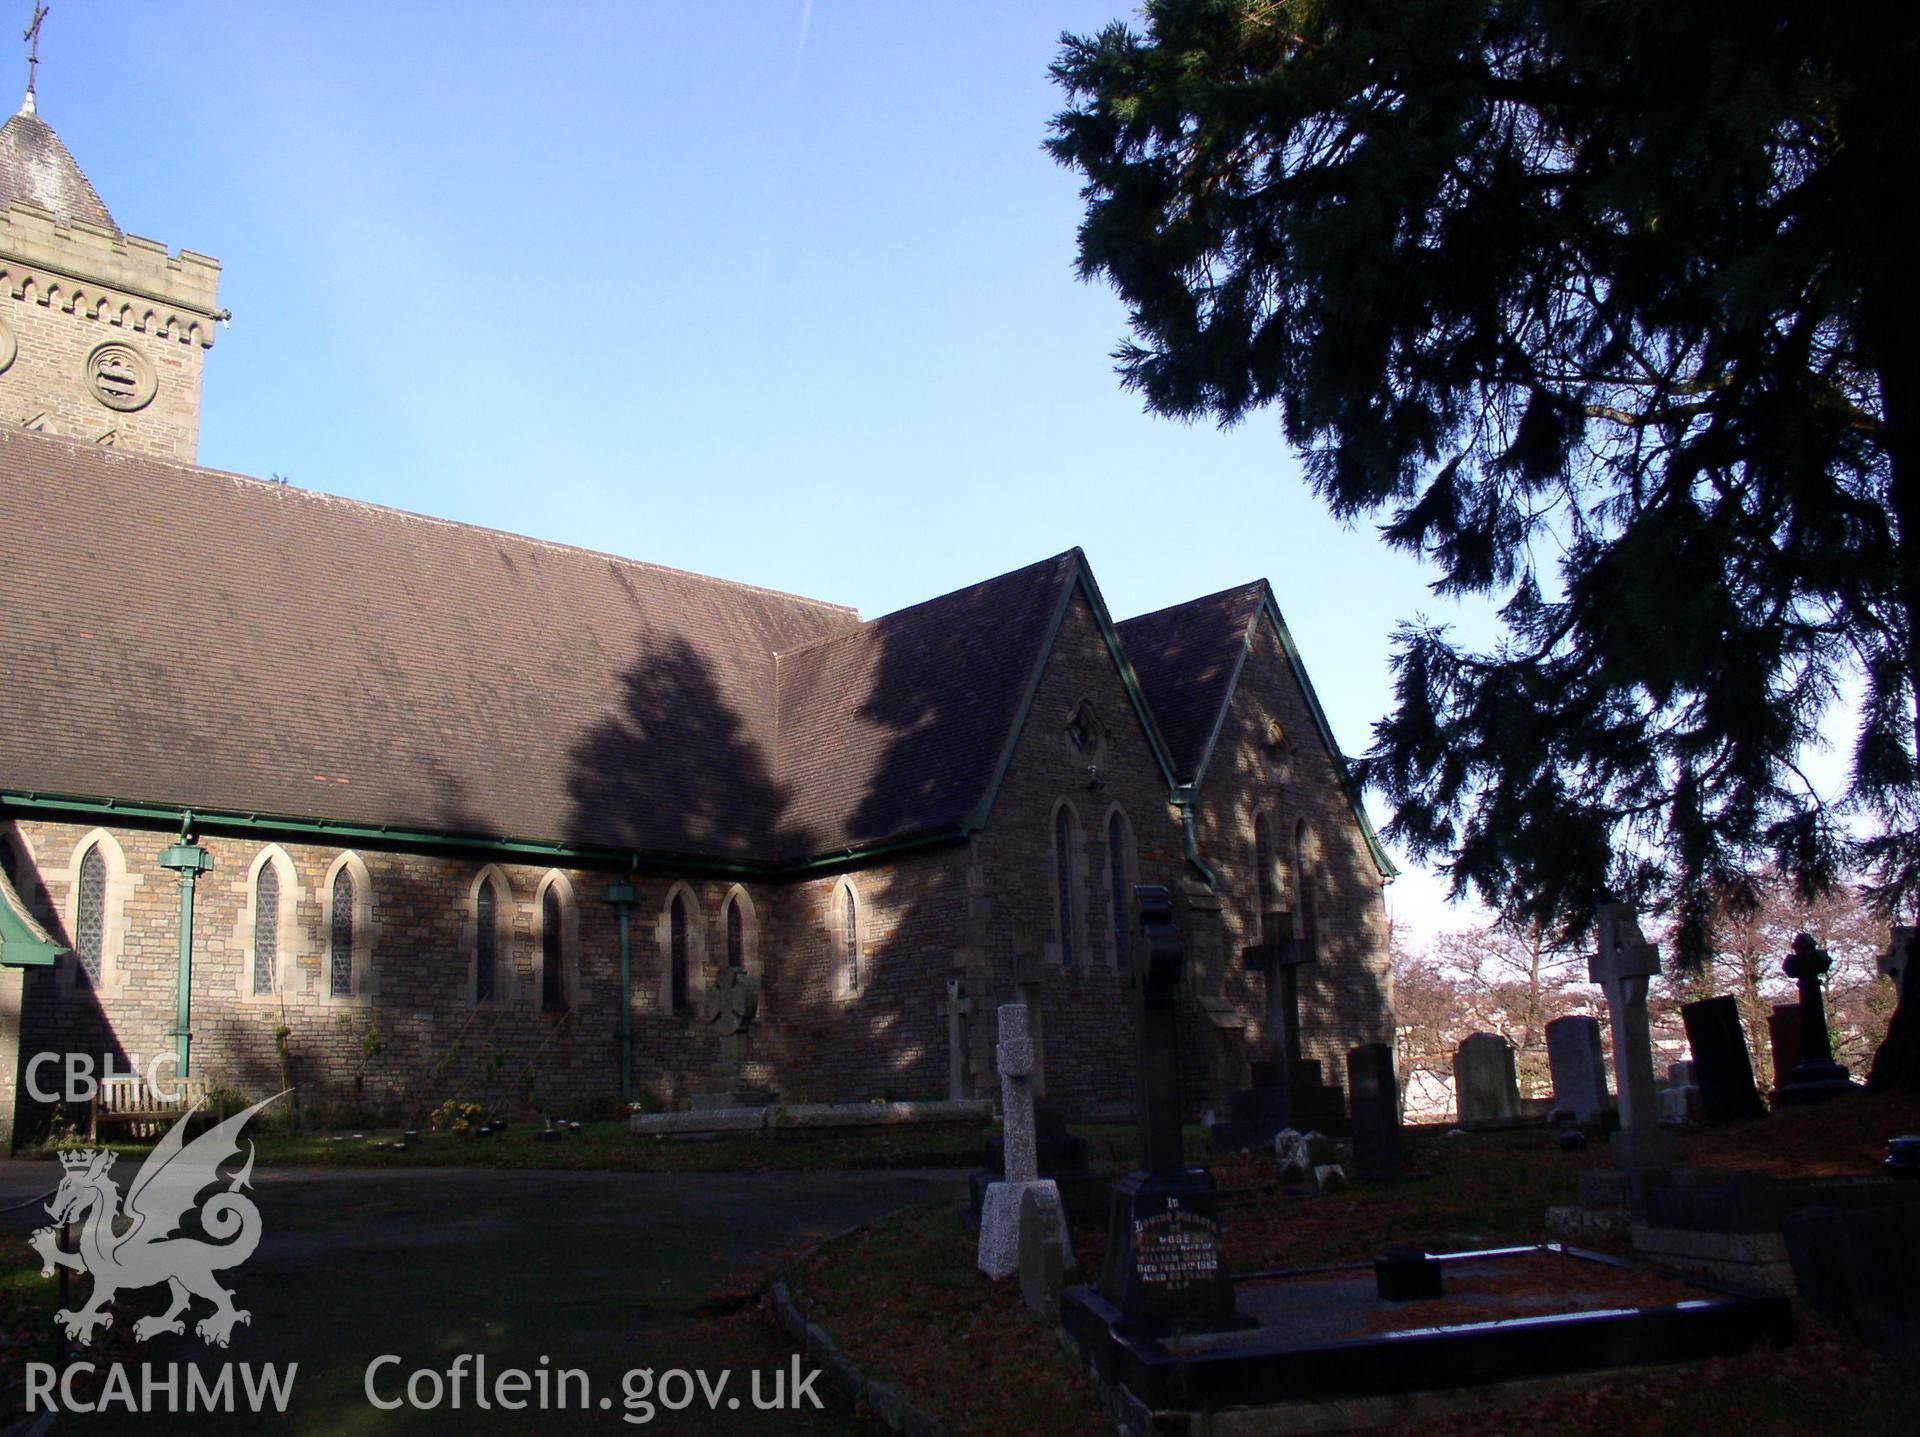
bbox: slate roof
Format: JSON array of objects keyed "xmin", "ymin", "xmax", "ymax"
[
  {"xmin": 1116, "ymin": 582, "xmax": 1265, "ymax": 786},
  {"xmin": 0, "ymin": 431, "xmax": 1112, "ymax": 866},
  {"xmin": 775, "ymin": 551, "xmax": 1079, "ymax": 856},
  {"xmin": 0, "ymin": 107, "xmax": 117, "ymax": 232},
  {"xmin": 0, "ymin": 429, "xmax": 860, "ymax": 861}
]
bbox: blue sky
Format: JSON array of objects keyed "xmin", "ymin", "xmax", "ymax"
[{"xmin": 34, "ymin": 1, "xmax": 1512, "ymax": 934}]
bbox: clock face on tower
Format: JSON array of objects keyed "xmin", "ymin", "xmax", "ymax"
[
  {"xmin": 84, "ymin": 340, "xmax": 157, "ymax": 412},
  {"xmin": 0, "ymin": 315, "xmax": 15, "ymax": 375}
]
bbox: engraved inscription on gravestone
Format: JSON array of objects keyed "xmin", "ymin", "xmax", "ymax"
[{"xmin": 1132, "ymin": 1198, "xmax": 1222, "ymax": 1291}]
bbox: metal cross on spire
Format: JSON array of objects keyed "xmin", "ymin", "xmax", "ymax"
[{"xmin": 21, "ymin": 3, "xmax": 48, "ymax": 114}]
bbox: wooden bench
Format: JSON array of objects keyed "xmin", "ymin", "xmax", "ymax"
[{"xmin": 89, "ymin": 1077, "xmax": 224, "ymax": 1142}]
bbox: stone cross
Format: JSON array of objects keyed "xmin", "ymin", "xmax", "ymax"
[
  {"xmin": 1781, "ymin": 933, "xmax": 1849, "ymax": 1085},
  {"xmin": 996, "ymin": 1002, "xmax": 1038, "ymax": 1184},
  {"xmin": 938, "ymin": 977, "xmax": 974, "ymax": 1101},
  {"xmin": 1241, "ymin": 909, "xmax": 1308, "ymax": 1063},
  {"xmin": 976, "ymin": 1002, "xmax": 1074, "ymax": 1281},
  {"xmin": 1129, "ymin": 884, "xmax": 1188, "ymax": 1178},
  {"xmin": 1880, "ymin": 926, "xmax": 1915, "ymax": 1004},
  {"xmin": 699, "ymin": 965, "xmax": 758, "ymax": 1105},
  {"xmin": 1588, "ymin": 902, "xmax": 1672, "ymax": 1173}
]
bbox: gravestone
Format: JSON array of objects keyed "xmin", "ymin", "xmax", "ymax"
[
  {"xmin": 1881, "ymin": 927, "xmax": 1915, "ymax": 1004},
  {"xmin": 938, "ymin": 977, "xmax": 974, "ymax": 1101},
  {"xmin": 1012, "ymin": 917, "xmax": 1049, "ymax": 1099},
  {"xmin": 1346, "ymin": 1043, "xmax": 1403, "ymax": 1182},
  {"xmin": 1211, "ymin": 910, "xmax": 1346, "ymax": 1148},
  {"xmin": 1681, "ymin": 995, "xmax": 1767, "ymax": 1125},
  {"xmin": 1453, "ymin": 1032, "xmax": 1520, "ymax": 1123},
  {"xmin": 972, "ymin": 1100, "xmax": 1095, "ymax": 1227},
  {"xmin": 1545, "ymin": 1015, "xmax": 1610, "ymax": 1124},
  {"xmin": 1768, "ymin": 1003, "xmax": 1804, "ymax": 1083},
  {"xmin": 690, "ymin": 966, "xmax": 764, "ymax": 1110},
  {"xmin": 977, "ymin": 1003, "xmax": 1074, "ymax": 1280},
  {"xmin": 1658, "ymin": 1060, "xmax": 1703, "ymax": 1125},
  {"xmin": 1589, "ymin": 903, "xmax": 1675, "ymax": 1180},
  {"xmin": 1018, "ymin": 1185, "xmax": 1070, "ymax": 1321},
  {"xmin": 1868, "ymin": 927, "xmax": 1920, "ymax": 1094},
  {"xmin": 1090, "ymin": 885, "xmax": 1245, "ymax": 1334},
  {"xmin": 1772, "ymin": 933, "xmax": 1861, "ymax": 1106}
]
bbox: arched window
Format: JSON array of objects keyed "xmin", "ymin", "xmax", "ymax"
[
  {"xmin": 1255, "ymin": 817, "xmax": 1275, "ymax": 917},
  {"xmin": 476, "ymin": 881, "xmax": 498, "ymax": 1001},
  {"xmin": 1053, "ymin": 803, "xmax": 1080, "ymax": 967},
  {"xmin": 467, "ymin": 865, "xmax": 513, "ymax": 1005},
  {"xmin": 241, "ymin": 846, "xmax": 298, "ymax": 1001},
  {"xmin": 542, "ymin": 885, "xmax": 565, "ymax": 1011},
  {"xmin": 329, "ymin": 866, "xmax": 356, "ymax": 998},
  {"xmin": 670, "ymin": 892, "xmax": 689, "ymax": 1013},
  {"xmin": 831, "ymin": 879, "xmax": 862, "ymax": 997},
  {"xmin": 844, "ymin": 886, "xmax": 859, "ymax": 992},
  {"xmin": 719, "ymin": 886, "xmax": 759, "ymax": 982},
  {"xmin": 253, "ymin": 861, "xmax": 280, "ymax": 995},
  {"xmin": 1106, "ymin": 808, "xmax": 1134, "ymax": 968},
  {"xmin": 74, "ymin": 844, "xmax": 106, "ymax": 984},
  {"xmin": 534, "ymin": 872, "xmax": 581, "ymax": 1012},
  {"xmin": 63, "ymin": 829, "xmax": 134, "ymax": 994},
  {"xmin": 1293, "ymin": 820, "xmax": 1316, "ymax": 955},
  {"xmin": 656, "ymin": 884, "xmax": 704, "ymax": 1014}
]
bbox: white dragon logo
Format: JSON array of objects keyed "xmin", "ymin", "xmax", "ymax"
[{"xmin": 28, "ymin": 1093, "xmax": 282, "ymax": 1348}]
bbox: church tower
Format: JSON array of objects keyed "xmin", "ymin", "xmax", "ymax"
[{"xmin": 0, "ymin": 48, "xmax": 221, "ymax": 461}]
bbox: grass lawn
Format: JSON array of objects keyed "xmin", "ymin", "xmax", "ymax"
[{"xmin": 788, "ymin": 1112, "xmax": 1920, "ymax": 1437}]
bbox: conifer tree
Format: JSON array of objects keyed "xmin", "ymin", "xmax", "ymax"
[{"xmin": 1050, "ymin": 1, "xmax": 1918, "ymax": 956}]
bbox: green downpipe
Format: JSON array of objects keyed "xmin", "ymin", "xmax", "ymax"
[
  {"xmin": 158, "ymin": 815, "xmax": 213, "ymax": 1081},
  {"xmin": 600, "ymin": 871, "xmax": 640, "ymax": 1107},
  {"xmin": 1174, "ymin": 789, "xmax": 1217, "ymax": 890}
]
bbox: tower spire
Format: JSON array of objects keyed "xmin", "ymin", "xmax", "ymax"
[{"xmin": 21, "ymin": 3, "xmax": 47, "ymax": 115}]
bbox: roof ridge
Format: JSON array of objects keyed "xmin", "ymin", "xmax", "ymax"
[
  {"xmin": 0, "ymin": 426, "xmax": 861, "ymax": 619},
  {"xmin": 774, "ymin": 548, "xmax": 1081, "ymax": 663},
  {"xmin": 1116, "ymin": 577, "xmax": 1266, "ymax": 629}
]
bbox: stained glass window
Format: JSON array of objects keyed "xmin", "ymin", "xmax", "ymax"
[
  {"xmin": 75, "ymin": 845, "xmax": 105, "ymax": 983},
  {"xmin": 476, "ymin": 881, "xmax": 496, "ymax": 1002},
  {"xmin": 1108, "ymin": 811, "xmax": 1130, "ymax": 965},
  {"xmin": 843, "ymin": 886, "xmax": 859, "ymax": 993},
  {"xmin": 542, "ymin": 887, "xmax": 564, "ymax": 1010},
  {"xmin": 253, "ymin": 861, "xmax": 279, "ymax": 995},
  {"xmin": 330, "ymin": 868, "xmax": 355, "ymax": 998},
  {"xmin": 1055, "ymin": 807, "xmax": 1076, "ymax": 967},
  {"xmin": 670, "ymin": 894, "xmax": 688, "ymax": 1012},
  {"xmin": 727, "ymin": 899, "xmax": 743, "ymax": 969}
]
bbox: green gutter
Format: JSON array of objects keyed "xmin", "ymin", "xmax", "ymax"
[{"xmin": 0, "ymin": 789, "xmax": 971, "ymax": 880}]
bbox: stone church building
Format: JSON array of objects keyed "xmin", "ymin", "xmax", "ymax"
[{"xmin": 0, "ymin": 91, "xmax": 1395, "ymax": 1141}]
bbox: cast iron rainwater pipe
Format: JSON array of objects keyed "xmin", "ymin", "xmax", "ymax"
[
  {"xmin": 599, "ymin": 857, "xmax": 640, "ymax": 1107},
  {"xmin": 157, "ymin": 811, "xmax": 213, "ymax": 1082}
]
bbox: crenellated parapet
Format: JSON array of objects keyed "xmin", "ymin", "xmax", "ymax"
[{"xmin": 0, "ymin": 201, "xmax": 221, "ymax": 347}]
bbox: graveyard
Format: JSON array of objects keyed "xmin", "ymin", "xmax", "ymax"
[{"xmin": 776, "ymin": 891, "xmax": 1920, "ymax": 1436}]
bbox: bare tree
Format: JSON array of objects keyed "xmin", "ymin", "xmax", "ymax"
[{"xmin": 1687, "ymin": 875, "xmax": 1892, "ymax": 1084}]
